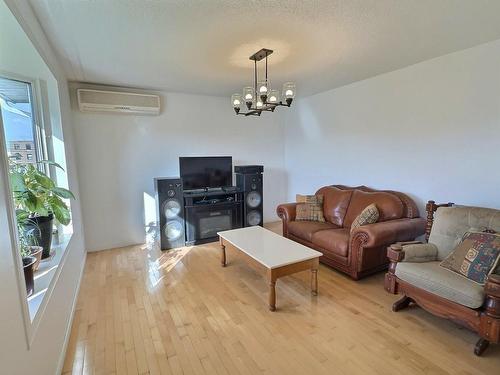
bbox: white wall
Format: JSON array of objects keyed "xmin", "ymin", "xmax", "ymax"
[
  {"xmin": 70, "ymin": 85, "xmax": 286, "ymax": 251},
  {"xmin": 0, "ymin": 1, "xmax": 85, "ymax": 374},
  {"xmin": 284, "ymin": 39, "xmax": 500, "ymax": 214}
]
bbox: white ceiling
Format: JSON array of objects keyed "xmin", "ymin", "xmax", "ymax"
[{"xmin": 29, "ymin": 0, "xmax": 500, "ymax": 98}]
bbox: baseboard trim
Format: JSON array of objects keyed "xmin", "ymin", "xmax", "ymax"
[{"xmin": 54, "ymin": 251, "xmax": 87, "ymax": 375}]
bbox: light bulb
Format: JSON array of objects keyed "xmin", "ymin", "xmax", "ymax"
[
  {"xmin": 256, "ymin": 100, "xmax": 263, "ymax": 108},
  {"xmin": 282, "ymin": 82, "xmax": 296, "ymax": 99},
  {"xmin": 243, "ymin": 86, "xmax": 254, "ymax": 102},
  {"xmin": 257, "ymin": 80, "xmax": 269, "ymax": 96},
  {"xmin": 268, "ymin": 89, "xmax": 280, "ymax": 103},
  {"xmin": 231, "ymin": 94, "xmax": 242, "ymax": 108}
]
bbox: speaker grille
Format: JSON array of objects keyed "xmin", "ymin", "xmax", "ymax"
[
  {"xmin": 247, "ymin": 210, "xmax": 262, "ymax": 226},
  {"xmin": 163, "ymin": 199, "xmax": 182, "ymax": 219},
  {"xmin": 164, "ymin": 221, "xmax": 184, "ymax": 240},
  {"xmin": 246, "ymin": 191, "xmax": 262, "ymax": 208}
]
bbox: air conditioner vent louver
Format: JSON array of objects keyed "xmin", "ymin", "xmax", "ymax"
[{"xmin": 77, "ymin": 88, "xmax": 160, "ymax": 115}]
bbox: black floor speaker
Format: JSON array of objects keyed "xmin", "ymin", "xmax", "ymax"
[
  {"xmin": 154, "ymin": 177, "xmax": 185, "ymax": 250},
  {"xmin": 235, "ymin": 166, "xmax": 263, "ymax": 227}
]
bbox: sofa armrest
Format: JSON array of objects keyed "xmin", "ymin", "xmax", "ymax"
[
  {"xmin": 350, "ymin": 217, "xmax": 427, "ymax": 249},
  {"xmin": 276, "ymin": 203, "xmax": 297, "ymax": 237},
  {"xmin": 276, "ymin": 203, "xmax": 297, "ymax": 223}
]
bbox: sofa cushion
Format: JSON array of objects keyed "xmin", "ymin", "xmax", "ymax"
[
  {"xmin": 351, "ymin": 203, "xmax": 379, "ymax": 232},
  {"xmin": 343, "ymin": 190, "xmax": 404, "ymax": 228},
  {"xmin": 315, "ymin": 186, "xmax": 353, "ymax": 226},
  {"xmin": 288, "ymin": 221, "xmax": 339, "ymax": 241},
  {"xmin": 295, "ymin": 194, "xmax": 325, "ymax": 222},
  {"xmin": 311, "ymin": 228, "xmax": 350, "ymax": 257},
  {"xmin": 395, "ymin": 261, "xmax": 485, "ymax": 308}
]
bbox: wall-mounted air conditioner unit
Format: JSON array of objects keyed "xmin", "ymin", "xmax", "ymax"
[{"xmin": 77, "ymin": 88, "xmax": 161, "ymax": 115}]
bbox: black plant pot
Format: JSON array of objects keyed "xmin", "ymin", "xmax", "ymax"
[
  {"xmin": 23, "ymin": 256, "xmax": 36, "ymax": 297},
  {"xmin": 27, "ymin": 214, "xmax": 54, "ymax": 259}
]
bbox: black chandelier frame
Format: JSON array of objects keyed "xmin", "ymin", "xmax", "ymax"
[{"xmin": 234, "ymin": 48, "xmax": 293, "ymax": 117}]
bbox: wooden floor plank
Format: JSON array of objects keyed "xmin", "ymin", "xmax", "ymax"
[{"xmin": 64, "ymin": 223, "xmax": 500, "ymax": 374}]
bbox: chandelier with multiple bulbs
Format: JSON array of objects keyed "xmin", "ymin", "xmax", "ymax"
[{"xmin": 231, "ymin": 48, "xmax": 296, "ymax": 116}]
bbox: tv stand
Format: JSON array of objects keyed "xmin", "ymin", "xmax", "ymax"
[{"xmin": 183, "ymin": 187, "xmax": 243, "ymax": 245}]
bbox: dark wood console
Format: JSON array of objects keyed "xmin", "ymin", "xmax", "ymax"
[{"xmin": 183, "ymin": 188, "xmax": 244, "ymax": 245}]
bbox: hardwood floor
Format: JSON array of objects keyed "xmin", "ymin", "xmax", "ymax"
[{"xmin": 62, "ymin": 223, "xmax": 500, "ymax": 374}]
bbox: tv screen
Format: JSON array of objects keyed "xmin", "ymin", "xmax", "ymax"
[{"xmin": 179, "ymin": 156, "xmax": 232, "ymax": 190}]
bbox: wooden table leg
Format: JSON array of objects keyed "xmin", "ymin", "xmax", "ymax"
[
  {"xmin": 219, "ymin": 238, "xmax": 226, "ymax": 267},
  {"xmin": 311, "ymin": 270, "xmax": 318, "ymax": 296},
  {"xmin": 268, "ymin": 270, "xmax": 277, "ymax": 311},
  {"xmin": 311, "ymin": 258, "xmax": 319, "ymax": 296}
]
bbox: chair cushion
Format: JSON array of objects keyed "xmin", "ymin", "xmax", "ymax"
[
  {"xmin": 343, "ymin": 190, "xmax": 404, "ymax": 227},
  {"xmin": 288, "ymin": 221, "xmax": 339, "ymax": 242},
  {"xmin": 315, "ymin": 186, "xmax": 353, "ymax": 226},
  {"xmin": 395, "ymin": 261, "xmax": 485, "ymax": 308},
  {"xmin": 311, "ymin": 228, "xmax": 350, "ymax": 257},
  {"xmin": 402, "ymin": 243, "xmax": 438, "ymax": 263},
  {"xmin": 428, "ymin": 206, "xmax": 500, "ymax": 260}
]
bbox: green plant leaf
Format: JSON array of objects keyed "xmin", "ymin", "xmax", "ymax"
[
  {"xmin": 24, "ymin": 191, "xmax": 39, "ymax": 212},
  {"xmin": 37, "ymin": 160, "xmax": 65, "ymax": 171},
  {"xmin": 9, "ymin": 171, "xmax": 26, "ymax": 192},
  {"xmin": 34, "ymin": 173, "xmax": 55, "ymax": 189},
  {"xmin": 15, "ymin": 209, "xmax": 29, "ymax": 223},
  {"xmin": 52, "ymin": 187, "xmax": 75, "ymax": 200},
  {"xmin": 48, "ymin": 196, "xmax": 71, "ymax": 225}
]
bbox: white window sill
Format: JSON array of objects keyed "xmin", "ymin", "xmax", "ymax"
[{"xmin": 27, "ymin": 232, "xmax": 72, "ymax": 321}]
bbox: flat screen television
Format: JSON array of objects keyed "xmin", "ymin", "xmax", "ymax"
[{"xmin": 179, "ymin": 156, "xmax": 232, "ymax": 190}]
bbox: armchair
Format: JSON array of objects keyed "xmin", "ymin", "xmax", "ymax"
[{"xmin": 385, "ymin": 201, "xmax": 500, "ymax": 355}]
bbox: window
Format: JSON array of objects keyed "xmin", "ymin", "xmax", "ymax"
[
  {"xmin": 0, "ymin": 0, "xmax": 74, "ymax": 346},
  {"xmin": 0, "ymin": 73, "xmax": 73, "ymax": 330},
  {"xmin": 0, "ymin": 77, "xmax": 42, "ymax": 168}
]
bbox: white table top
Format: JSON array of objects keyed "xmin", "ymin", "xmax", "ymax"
[{"xmin": 218, "ymin": 226, "xmax": 322, "ymax": 269}]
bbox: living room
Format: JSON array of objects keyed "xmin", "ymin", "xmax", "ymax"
[{"xmin": 0, "ymin": 1, "xmax": 499, "ymax": 374}]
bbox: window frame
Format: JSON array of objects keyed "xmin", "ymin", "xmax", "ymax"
[{"xmin": 0, "ymin": 69, "xmax": 73, "ymax": 347}]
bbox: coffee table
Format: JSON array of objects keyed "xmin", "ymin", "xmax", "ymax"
[{"xmin": 218, "ymin": 226, "xmax": 322, "ymax": 311}]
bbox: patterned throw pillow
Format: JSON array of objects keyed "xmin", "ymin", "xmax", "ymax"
[
  {"xmin": 295, "ymin": 194, "xmax": 325, "ymax": 222},
  {"xmin": 350, "ymin": 203, "xmax": 379, "ymax": 232},
  {"xmin": 440, "ymin": 231, "xmax": 500, "ymax": 285}
]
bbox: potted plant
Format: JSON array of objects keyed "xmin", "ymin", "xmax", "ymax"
[
  {"xmin": 9, "ymin": 160, "xmax": 75, "ymax": 259},
  {"xmin": 16, "ymin": 210, "xmax": 43, "ymax": 271},
  {"xmin": 16, "ymin": 210, "xmax": 39, "ymax": 297}
]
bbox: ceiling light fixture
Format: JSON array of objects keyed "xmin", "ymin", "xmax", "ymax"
[{"xmin": 231, "ymin": 48, "xmax": 295, "ymax": 116}]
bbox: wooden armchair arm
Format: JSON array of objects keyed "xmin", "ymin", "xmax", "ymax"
[
  {"xmin": 484, "ymin": 274, "xmax": 500, "ymax": 319},
  {"xmin": 387, "ymin": 243, "xmax": 408, "ymax": 262},
  {"xmin": 387, "ymin": 241, "xmax": 425, "ymax": 262},
  {"xmin": 486, "ymin": 274, "xmax": 500, "ymax": 299}
]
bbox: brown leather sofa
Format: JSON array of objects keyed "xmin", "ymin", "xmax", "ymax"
[{"xmin": 276, "ymin": 185, "xmax": 426, "ymax": 279}]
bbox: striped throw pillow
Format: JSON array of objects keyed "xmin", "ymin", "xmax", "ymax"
[{"xmin": 351, "ymin": 204, "xmax": 379, "ymax": 232}]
